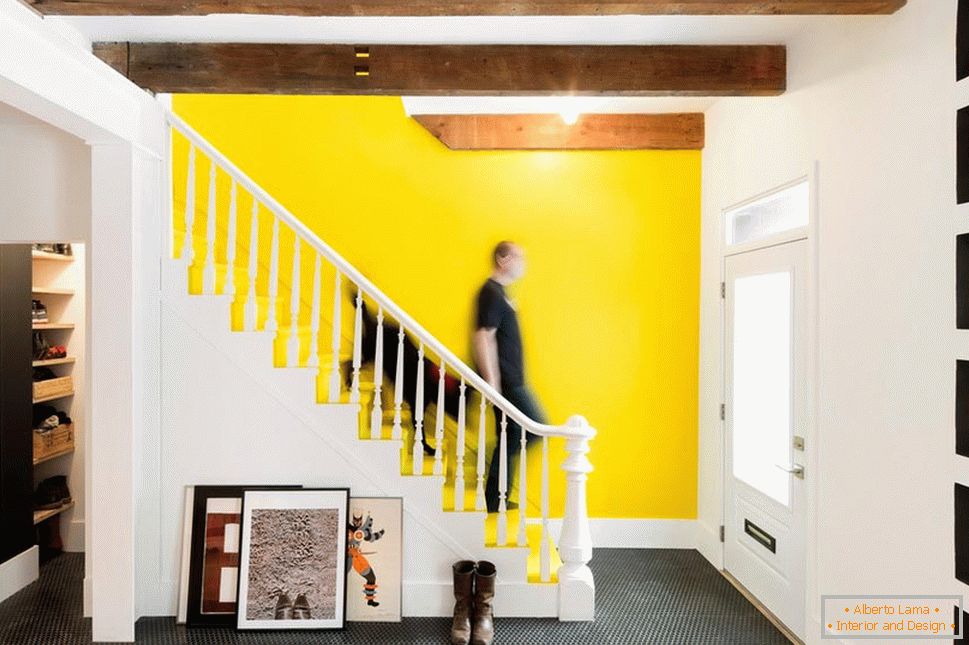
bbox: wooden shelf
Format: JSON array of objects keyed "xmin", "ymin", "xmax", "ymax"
[
  {"xmin": 33, "ymin": 501, "xmax": 74, "ymax": 525},
  {"xmin": 32, "ymin": 323, "xmax": 74, "ymax": 330},
  {"xmin": 32, "ymin": 287, "xmax": 74, "ymax": 296},
  {"xmin": 33, "ymin": 446, "xmax": 74, "ymax": 466},
  {"xmin": 33, "ymin": 391, "xmax": 74, "ymax": 404},
  {"xmin": 31, "ymin": 251, "xmax": 74, "ymax": 263},
  {"xmin": 32, "ymin": 357, "xmax": 75, "ymax": 367}
]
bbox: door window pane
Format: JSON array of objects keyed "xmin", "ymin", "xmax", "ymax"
[
  {"xmin": 732, "ymin": 271, "xmax": 792, "ymax": 506},
  {"xmin": 725, "ymin": 181, "xmax": 808, "ymax": 245}
]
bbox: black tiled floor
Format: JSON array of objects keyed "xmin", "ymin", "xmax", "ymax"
[{"xmin": 0, "ymin": 549, "xmax": 790, "ymax": 644}]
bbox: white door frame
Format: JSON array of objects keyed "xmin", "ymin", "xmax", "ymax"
[{"xmin": 719, "ymin": 165, "xmax": 821, "ymax": 639}]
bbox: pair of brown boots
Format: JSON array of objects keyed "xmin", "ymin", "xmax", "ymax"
[{"xmin": 451, "ymin": 560, "xmax": 496, "ymax": 645}]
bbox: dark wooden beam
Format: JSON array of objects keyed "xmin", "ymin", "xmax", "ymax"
[
  {"xmin": 92, "ymin": 42, "xmax": 129, "ymax": 77},
  {"xmin": 413, "ymin": 113, "xmax": 705, "ymax": 150},
  {"xmin": 32, "ymin": 0, "xmax": 907, "ymax": 16},
  {"xmin": 101, "ymin": 43, "xmax": 785, "ymax": 96}
]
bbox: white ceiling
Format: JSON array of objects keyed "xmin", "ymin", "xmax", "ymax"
[{"xmin": 54, "ymin": 14, "xmax": 842, "ymax": 45}]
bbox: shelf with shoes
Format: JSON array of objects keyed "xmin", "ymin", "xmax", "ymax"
[{"xmin": 28, "ymin": 242, "xmax": 83, "ymax": 556}]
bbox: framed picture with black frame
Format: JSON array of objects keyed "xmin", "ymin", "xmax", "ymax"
[
  {"xmin": 185, "ymin": 485, "xmax": 301, "ymax": 627},
  {"xmin": 236, "ymin": 488, "xmax": 350, "ymax": 631}
]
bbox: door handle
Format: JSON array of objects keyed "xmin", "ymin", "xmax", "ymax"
[{"xmin": 775, "ymin": 463, "xmax": 805, "ymax": 479}]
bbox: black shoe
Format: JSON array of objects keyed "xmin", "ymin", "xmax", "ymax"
[
  {"xmin": 422, "ymin": 440, "xmax": 436, "ymax": 456},
  {"xmin": 275, "ymin": 593, "xmax": 294, "ymax": 620},
  {"xmin": 292, "ymin": 594, "xmax": 311, "ymax": 619},
  {"xmin": 367, "ymin": 599, "xmax": 380, "ymax": 607},
  {"xmin": 34, "ymin": 480, "xmax": 62, "ymax": 511}
]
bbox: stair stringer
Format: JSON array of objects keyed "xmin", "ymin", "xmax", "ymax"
[{"xmin": 161, "ymin": 263, "xmax": 557, "ymax": 617}]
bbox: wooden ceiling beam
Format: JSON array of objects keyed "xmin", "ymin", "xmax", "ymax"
[
  {"xmin": 97, "ymin": 43, "xmax": 785, "ymax": 96},
  {"xmin": 31, "ymin": 0, "xmax": 907, "ymax": 16},
  {"xmin": 413, "ymin": 113, "xmax": 705, "ymax": 150}
]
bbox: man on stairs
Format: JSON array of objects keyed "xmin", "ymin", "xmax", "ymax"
[{"xmin": 473, "ymin": 241, "xmax": 545, "ymax": 514}]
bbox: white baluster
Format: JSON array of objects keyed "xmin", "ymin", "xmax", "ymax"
[
  {"xmin": 307, "ymin": 253, "xmax": 321, "ymax": 367},
  {"xmin": 454, "ymin": 379, "xmax": 467, "ymax": 512},
  {"xmin": 412, "ymin": 342, "xmax": 425, "ymax": 476},
  {"xmin": 475, "ymin": 395, "xmax": 487, "ymax": 512},
  {"xmin": 225, "ymin": 180, "xmax": 238, "ymax": 296},
  {"xmin": 243, "ymin": 198, "xmax": 259, "ymax": 330},
  {"xmin": 392, "ymin": 326, "xmax": 404, "ymax": 441},
  {"xmin": 327, "ymin": 269, "xmax": 342, "ymax": 402},
  {"xmin": 183, "ymin": 145, "xmax": 196, "ymax": 266},
  {"xmin": 558, "ymin": 415, "xmax": 596, "ymax": 621},
  {"xmin": 265, "ymin": 217, "xmax": 280, "ymax": 333},
  {"xmin": 370, "ymin": 306, "xmax": 384, "ymax": 440},
  {"xmin": 540, "ymin": 435, "xmax": 551, "ymax": 582},
  {"xmin": 517, "ymin": 423, "xmax": 528, "ymax": 547},
  {"xmin": 497, "ymin": 410, "xmax": 508, "ymax": 546},
  {"xmin": 286, "ymin": 234, "xmax": 301, "ymax": 367},
  {"xmin": 350, "ymin": 290, "xmax": 363, "ymax": 403},
  {"xmin": 433, "ymin": 357, "xmax": 446, "ymax": 476},
  {"xmin": 203, "ymin": 159, "xmax": 217, "ymax": 294}
]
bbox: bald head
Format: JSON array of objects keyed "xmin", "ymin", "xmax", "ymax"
[{"xmin": 491, "ymin": 241, "xmax": 526, "ymax": 283}]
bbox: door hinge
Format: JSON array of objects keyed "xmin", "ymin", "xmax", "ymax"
[
  {"xmin": 720, "ymin": 525, "xmax": 725, "ymax": 542},
  {"xmin": 721, "ymin": 282, "xmax": 726, "ymax": 298},
  {"xmin": 720, "ymin": 403, "xmax": 725, "ymax": 421}
]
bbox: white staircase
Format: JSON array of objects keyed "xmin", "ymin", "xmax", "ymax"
[{"xmin": 163, "ymin": 109, "xmax": 597, "ymax": 620}]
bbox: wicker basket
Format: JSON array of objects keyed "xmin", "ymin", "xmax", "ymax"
[
  {"xmin": 33, "ymin": 424, "xmax": 74, "ymax": 463},
  {"xmin": 33, "ymin": 375, "xmax": 73, "ymax": 401}
]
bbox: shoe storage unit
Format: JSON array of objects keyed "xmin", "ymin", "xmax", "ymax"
[
  {"xmin": 29, "ymin": 243, "xmax": 82, "ymax": 555},
  {"xmin": 0, "ymin": 242, "xmax": 84, "ymax": 570}
]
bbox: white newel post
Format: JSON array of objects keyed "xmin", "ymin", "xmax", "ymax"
[
  {"xmin": 557, "ymin": 415, "xmax": 596, "ymax": 622},
  {"xmin": 225, "ymin": 180, "xmax": 238, "ymax": 296},
  {"xmin": 286, "ymin": 234, "xmax": 301, "ymax": 366},
  {"xmin": 433, "ymin": 357, "xmax": 446, "ymax": 476},
  {"xmin": 391, "ymin": 326, "xmax": 404, "ymax": 441},
  {"xmin": 203, "ymin": 159, "xmax": 217, "ymax": 294}
]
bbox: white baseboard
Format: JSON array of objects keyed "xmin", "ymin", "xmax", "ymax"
[
  {"xmin": 547, "ymin": 518, "xmax": 697, "ymax": 549},
  {"xmin": 402, "ymin": 581, "xmax": 557, "ymax": 617},
  {"xmin": 695, "ymin": 520, "xmax": 723, "ymax": 569},
  {"xmin": 0, "ymin": 546, "xmax": 39, "ymax": 604},
  {"xmin": 84, "ymin": 576, "xmax": 92, "ymax": 617},
  {"xmin": 64, "ymin": 519, "xmax": 85, "ymax": 553}
]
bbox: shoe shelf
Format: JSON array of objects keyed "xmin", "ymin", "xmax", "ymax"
[
  {"xmin": 31, "ymin": 251, "xmax": 74, "ymax": 263},
  {"xmin": 34, "ymin": 446, "xmax": 74, "ymax": 466},
  {"xmin": 32, "ymin": 357, "xmax": 75, "ymax": 367},
  {"xmin": 32, "ymin": 323, "xmax": 74, "ymax": 330},
  {"xmin": 33, "ymin": 501, "xmax": 74, "ymax": 525},
  {"xmin": 32, "ymin": 287, "xmax": 74, "ymax": 296},
  {"xmin": 33, "ymin": 391, "xmax": 74, "ymax": 404}
]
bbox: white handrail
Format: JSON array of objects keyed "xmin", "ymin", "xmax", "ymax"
[{"xmin": 167, "ymin": 110, "xmax": 595, "ymax": 442}]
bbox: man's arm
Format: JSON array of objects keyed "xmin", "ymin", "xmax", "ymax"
[{"xmin": 473, "ymin": 327, "xmax": 501, "ymax": 393}]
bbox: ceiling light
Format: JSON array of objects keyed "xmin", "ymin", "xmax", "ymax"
[{"xmin": 560, "ymin": 109, "xmax": 580, "ymax": 125}]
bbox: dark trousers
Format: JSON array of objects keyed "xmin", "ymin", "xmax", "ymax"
[{"xmin": 485, "ymin": 385, "xmax": 545, "ymax": 513}]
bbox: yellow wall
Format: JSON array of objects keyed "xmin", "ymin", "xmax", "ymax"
[{"xmin": 171, "ymin": 94, "xmax": 700, "ymax": 519}]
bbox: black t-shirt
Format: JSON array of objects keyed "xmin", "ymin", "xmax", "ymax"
[{"xmin": 476, "ymin": 278, "xmax": 524, "ymax": 388}]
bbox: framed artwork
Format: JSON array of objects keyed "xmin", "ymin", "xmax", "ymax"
[
  {"xmin": 237, "ymin": 488, "xmax": 350, "ymax": 631},
  {"xmin": 176, "ymin": 486, "xmax": 194, "ymax": 624},
  {"xmin": 185, "ymin": 485, "xmax": 300, "ymax": 627},
  {"xmin": 346, "ymin": 497, "xmax": 403, "ymax": 623}
]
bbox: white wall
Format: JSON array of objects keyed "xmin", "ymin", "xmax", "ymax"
[
  {"xmin": 698, "ymin": 2, "xmax": 955, "ymax": 643},
  {"xmin": 0, "ymin": 122, "xmax": 91, "ymax": 242}
]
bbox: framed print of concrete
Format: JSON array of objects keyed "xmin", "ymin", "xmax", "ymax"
[{"xmin": 237, "ymin": 488, "xmax": 349, "ymax": 631}]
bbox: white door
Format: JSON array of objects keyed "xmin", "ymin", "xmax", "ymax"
[{"xmin": 724, "ymin": 239, "xmax": 807, "ymax": 639}]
